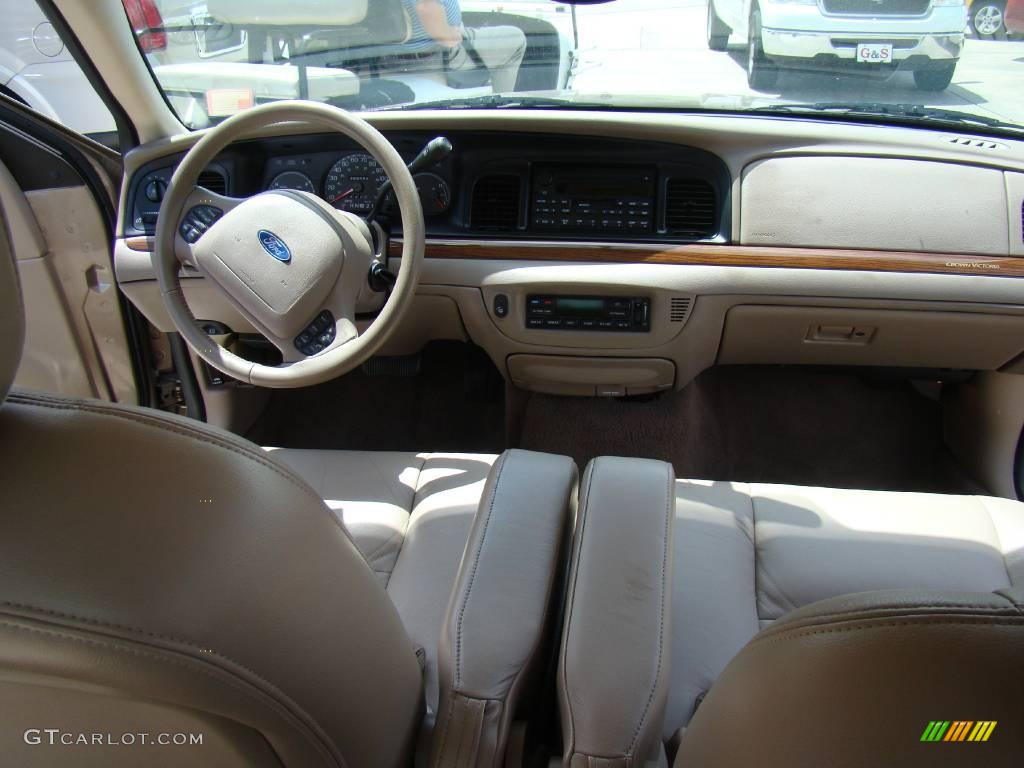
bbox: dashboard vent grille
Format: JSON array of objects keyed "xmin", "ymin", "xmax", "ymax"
[
  {"xmin": 198, "ymin": 169, "xmax": 227, "ymax": 195},
  {"xmin": 948, "ymin": 136, "xmax": 1006, "ymax": 151},
  {"xmin": 471, "ymin": 175, "xmax": 521, "ymax": 231},
  {"xmin": 665, "ymin": 178, "xmax": 716, "ymax": 237},
  {"xmin": 669, "ymin": 297, "xmax": 692, "ymax": 324}
]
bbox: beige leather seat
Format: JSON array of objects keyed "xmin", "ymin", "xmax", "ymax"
[
  {"xmin": 264, "ymin": 448, "xmax": 497, "ymax": 716},
  {"xmin": 556, "ymin": 467, "xmax": 1024, "ymax": 767},
  {"xmin": 668, "ymin": 480, "xmax": 1024, "ymax": 763},
  {"xmin": 0, "ymin": 217, "xmax": 578, "ymax": 766}
]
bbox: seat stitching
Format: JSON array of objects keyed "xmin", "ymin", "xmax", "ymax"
[
  {"xmin": 977, "ymin": 496, "xmax": 1015, "ymax": 589},
  {"xmin": 747, "ymin": 483, "xmax": 765, "ymax": 623},
  {"xmin": 775, "ymin": 602, "xmax": 1022, "ymax": 623},
  {"xmin": 627, "ymin": 462, "xmax": 673, "ymax": 755},
  {"xmin": 0, "ymin": 617, "xmax": 343, "ymax": 767},
  {"xmin": 755, "ymin": 616, "xmax": 1024, "ymax": 647},
  {"xmin": 7, "ymin": 393, "xmax": 362, "ymax": 550},
  {"xmin": 0, "ymin": 601, "xmax": 341, "ymax": 704},
  {"xmin": 432, "ymin": 691, "xmax": 458, "ymax": 768},
  {"xmin": 8, "ymin": 395, "xmax": 327, "ymax": 508},
  {"xmin": 454, "ymin": 695, "xmax": 471, "ymax": 768},
  {"xmin": 408, "ymin": 453, "xmax": 432, "ymax": 511},
  {"xmin": 2, "ymin": 601, "xmax": 241, "ymax": 652},
  {"xmin": 491, "ymin": 457, "xmax": 575, "ymax": 760},
  {"xmin": 561, "ymin": 457, "xmax": 599, "ymax": 758},
  {"xmin": 454, "ymin": 451, "xmax": 508, "ymax": 690}
]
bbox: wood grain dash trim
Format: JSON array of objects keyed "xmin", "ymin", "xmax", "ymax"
[
  {"xmin": 387, "ymin": 240, "xmax": 1024, "ymax": 279},
  {"xmin": 125, "ymin": 236, "xmax": 155, "ymax": 252}
]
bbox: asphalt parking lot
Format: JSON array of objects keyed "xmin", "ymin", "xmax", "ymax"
[{"xmin": 568, "ymin": 0, "xmax": 1024, "ymax": 126}]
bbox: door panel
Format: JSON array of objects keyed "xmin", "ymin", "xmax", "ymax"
[{"xmin": 1, "ymin": 156, "xmax": 135, "ymax": 402}]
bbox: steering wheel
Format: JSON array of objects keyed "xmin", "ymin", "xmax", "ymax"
[{"xmin": 153, "ymin": 101, "xmax": 424, "ymax": 388}]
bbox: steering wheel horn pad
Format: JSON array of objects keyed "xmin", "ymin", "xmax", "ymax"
[{"xmin": 192, "ymin": 190, "xmax": 353, "ymax": 340}]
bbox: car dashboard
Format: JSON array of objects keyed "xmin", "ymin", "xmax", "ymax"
[
  {"xmin": 125, "ymin": 130, "xmax": 731, "ymax": 245},
  {"xmin": 114, "ymin": 110, "xmax": 1024, "ymax": 398}
]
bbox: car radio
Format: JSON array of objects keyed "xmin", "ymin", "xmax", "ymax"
[
  {"xmin": 526, "ymin": 295, "xmax": 651, "ymax": 332},
  {"xmin": 531, "ymin": 164, "xmax": 656, "ymax": 233}
]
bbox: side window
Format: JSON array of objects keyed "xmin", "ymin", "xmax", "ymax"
[{"xmin": 0, "ymin": 0, "xmax": 118, "ymax": 147}]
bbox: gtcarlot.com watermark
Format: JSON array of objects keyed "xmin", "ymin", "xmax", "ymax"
[{"xmin": 24, "ymin": 729, "xmax": 203, "ymax": 747}]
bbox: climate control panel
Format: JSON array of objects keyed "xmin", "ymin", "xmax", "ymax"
[{"xmin": 525, "ymin": 295, "xmax": 650, "ymax": 332}]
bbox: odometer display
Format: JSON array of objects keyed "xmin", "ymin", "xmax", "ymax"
[
  {"xmin": 268, "ymin": 171, "xmax": 315, "ymax": 193},
  {"xmin": 323, "ymin": 153, "xmax": 388, "ymax": 213}
]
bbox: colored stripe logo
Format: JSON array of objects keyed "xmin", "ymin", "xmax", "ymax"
[{"xmin": 921, "ymin": 721, "xmax": 997, "ymax": 742}]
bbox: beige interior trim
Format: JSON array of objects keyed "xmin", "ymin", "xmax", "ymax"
[
  {"xmin": 944, "ymin": 371, "xmax": 1024, "ymax": 498},
  {"xmin": 1, "ymin": 158, "xmax": 136, "ymax": 402},
  {"xmin": 717, "ymin": 305, "xmax": 1024, "ymax": 371},
  {"xmin": 507, "ymin": 355, "xmax": 675, "ymax": 397},
  {"xmin": 741, "ymin": 157, "xmax": 1011, "ymax": 255}
]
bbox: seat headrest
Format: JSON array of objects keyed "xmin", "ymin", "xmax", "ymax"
[
  {"xmin": 0, "ymin": 210, "xmax": 24, "ymax": 402},
  {"xmin": 675, "ymin": 589, "xmax": 1024, "ymax": 767}
]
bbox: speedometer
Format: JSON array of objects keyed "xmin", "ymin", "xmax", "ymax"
[{"xmin": 323, "ymin": 153, "xmax": 388, "ymax": 214}]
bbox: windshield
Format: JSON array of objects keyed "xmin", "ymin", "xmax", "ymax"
[{"xmin": 126, "ymin": 0, "xmax": 1024, "ymax": 133}]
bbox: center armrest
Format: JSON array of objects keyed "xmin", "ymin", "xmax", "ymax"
[
  {"xmin": 431, "ymin": 449, "xmax": 578, "ymax": 768},
  {"xmin": 558, "ymin": 456, "xmax": 676, "ymax": 768}
]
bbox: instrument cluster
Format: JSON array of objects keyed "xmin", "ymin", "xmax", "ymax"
[{"xmin": 265, "ymin": 151, "xmax": 452, "ymax": 216}]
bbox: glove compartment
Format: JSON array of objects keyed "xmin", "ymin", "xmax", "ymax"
[{"xmin": 717, "ymin": 306, "xmax": 1024, "ymax": 370}]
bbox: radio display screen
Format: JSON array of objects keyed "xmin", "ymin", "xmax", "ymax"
[
  {"xmin": 537, "ymin": 165, "xmax": 656, "ymax": 200},
  {"xmin": 556, "ymin": 297, "xmax": 607, "ymax": 316}
]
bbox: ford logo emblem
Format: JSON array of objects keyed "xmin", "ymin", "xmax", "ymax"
[{"xmin": 257, "ymin": 230, "xmax": 291, "ymax": 263}]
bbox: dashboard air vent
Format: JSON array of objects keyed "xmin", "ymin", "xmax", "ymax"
[
  {"xmin": 669, "ymin": 297, "xmax": 692, "ymax": 324},
  {"xmin": 198, "ymin": 169, "xmax": 227, "ymax": 195},
  {"xmin": 471, "ymin": 175, "xmax": 521, "ymax": 231},
  {"xmin": 948, "ymin": 136, "xmax": 1006, "ymax": 151},
  {"xmin": 664, "ymin": 178, "xmax": 716, "ymax": 237}
]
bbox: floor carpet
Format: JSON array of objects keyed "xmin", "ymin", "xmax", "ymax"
[
  {"xmin": 248, "ymin": 346, "xmax": 972, "ymax": 493},
  {"xmin": 518, "ymin": 365, "xmax": 973, "ymax": 493},
  {"xmin": 246, "ymin": 342, "xmax": 506, "ymax": 454}
]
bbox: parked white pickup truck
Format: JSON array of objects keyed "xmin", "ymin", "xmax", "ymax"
[{"xmin": 706, "ymin": 0, "xmax": 968, "ymax": 91}]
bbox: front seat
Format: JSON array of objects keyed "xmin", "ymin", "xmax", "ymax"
[
  {"xmin": 667, "ymin": 480, "xmax": 1024, "ymax": 763},
  {"xmin": 554, "ymin": 464, "xmax": 1024, "ymax": 766},
  {"xmin": 0, "ymin": 212, "xmax": 575, "ymax": 766}
]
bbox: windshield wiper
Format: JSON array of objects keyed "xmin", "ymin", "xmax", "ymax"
[
  {"xmin": 380, "ymin": 94, "xmax": 599, "ymax": 112},
  {"xmin": 753, "ymin": 102, "xmax": 1022, "ymax": 133}
]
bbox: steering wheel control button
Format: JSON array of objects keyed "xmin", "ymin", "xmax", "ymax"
[
  {"xmin": 295, "ymin": 309, "xmax": 336, "ymax": 356},
  {"xmin": 179, "ymin": 205, "xmax": 224, "ymax": 244},
  {"xmin": 314, "ymin": 310, "xmax": 333, "ymax": 330},
  {"xmin": 493, "ymin": 293, "xmax": 509, "ymax": 319}
]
